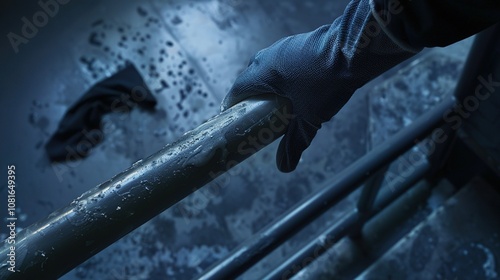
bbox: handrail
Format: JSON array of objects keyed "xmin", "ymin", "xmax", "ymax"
[
  {"xmin": 197, "ymin": 24, "xmax": 500, "ymax": 280},
  {"xmin": 197, "ymin": 95, "xmax": 456, "ymax": 280},
  {"xmin": 2, "ymin": 24, "xmax": 496, "ymax": 280},
  {"xmin": 263, "ymin": 160, "xmax": 431, "ymax": 280},
  {"xmin": 0, "ymin": 95, "xmax": 290, "ymax": 279}
]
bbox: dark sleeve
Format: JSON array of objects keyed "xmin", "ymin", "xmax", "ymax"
[{"xmin": 371, "ymin": 0, "xmax": 500, "ymax": 48}]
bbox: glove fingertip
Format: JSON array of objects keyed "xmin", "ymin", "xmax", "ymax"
[
  {"xmin": 276, "ymin": 133, "xmax": 300, "ymax": 173},
  {"xmin": 221, "ymin": 83, "xmax": 248, "ymax": 111},
  {"xmin": 220, "ymin": 96, "xmax": 234, "ymax": 112},
  {"xmin": 221, "ymin": 90, "xmax": 255, "ymax": 112},
  {"xmin": 275, "ymin": 119, "xmax": 320, "ymax": 173}
]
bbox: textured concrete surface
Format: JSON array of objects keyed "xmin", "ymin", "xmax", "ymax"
[
  {"xmin": 0, "ymin": 0, "xmax": 479, "ymax": 279},
  {"xmin": 357, "ymin": 177, "xmax": 500, "ymax": 280}
]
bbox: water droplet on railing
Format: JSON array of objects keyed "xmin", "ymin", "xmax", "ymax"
[{"xmin": 132, "ymin": 159, "xmax": 143, "ymax": 167}]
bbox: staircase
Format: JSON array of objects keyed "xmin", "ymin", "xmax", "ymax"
[
  {"xmin": 358, "ymin": 177, "xmax": 500, "ymax": 280},
  {"xmin": 290, "ymin": 175, "xmax": 500, "ymax": 280}
]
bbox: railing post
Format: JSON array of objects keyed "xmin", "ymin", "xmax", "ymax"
[{"xmin": 349, "ymin": 164, "xmax": 390, "ymax": 239}]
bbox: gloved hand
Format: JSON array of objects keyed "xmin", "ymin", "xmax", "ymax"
[{"xmin": 222, "ymin": 0, "xmax": 420, "ymax": 172}]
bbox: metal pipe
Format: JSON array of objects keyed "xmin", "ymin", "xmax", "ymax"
[
  {"xmin": 197, "ymin": 96, "xmax": 456, "ymax": 280},
  {"xmin": 356, "ymin": 165, "xmax": 389, "ymax": 213},
  {"xmin": 349, "ymin": 164, "xmax": 389, "ymax": 239},
  {"xmin": 0, "ymin": 95, "xmax": 290, "ymax": 279},
  {"xmin": 263, "ymin": 161, "xmax": 431, "ymax": 280}
]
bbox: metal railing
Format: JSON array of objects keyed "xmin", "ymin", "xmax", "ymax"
[
  {"xmin": 197, "ymin": 23, "xmax": 500, "ymax": 280},
  {"xmin": 1, "ymin": 23, "xmax": 498, "ymax": 280},
  {"xmin": 197, "ymin": 96, "xmax": 455, "ymax": 280},
  {"xmin": 0, "ymin": 95, "xmax": 290, "ymax": 279}
]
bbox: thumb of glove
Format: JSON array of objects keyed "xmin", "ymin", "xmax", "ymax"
[{"xmin": 277, "ymin": 117, "xmax": 319, "ymax": 172}]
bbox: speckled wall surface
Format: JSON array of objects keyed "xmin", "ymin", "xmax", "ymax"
[{"xmin": 0, "ymin": 0, "xmax": 476, "ymax": 279}]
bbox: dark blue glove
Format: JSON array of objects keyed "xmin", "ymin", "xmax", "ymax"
[{"xmin": 222, "ymin": 0, "xmax": 419, "ymax": 172}]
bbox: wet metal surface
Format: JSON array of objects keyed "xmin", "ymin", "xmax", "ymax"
[{"xmin": 0, "ymin": 95, "xmax": 289, "ymax": 279}]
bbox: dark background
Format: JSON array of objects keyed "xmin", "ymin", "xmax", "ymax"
[{"xmin": 0, "ymin": 0, "xmax": 473, "ymax": 279}]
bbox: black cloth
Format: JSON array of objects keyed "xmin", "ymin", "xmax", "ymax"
[
  {"xmin": 45, "ymin": 64, "xmax": 156, "ymax": 162},
  {"xmin": 372, "ymin": 0, "xmax": 500, "ymax": 48}
]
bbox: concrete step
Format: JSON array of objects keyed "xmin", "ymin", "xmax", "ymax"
[{"xmin": 356, "ymin": 177, "xmax": 500, "ymax": 280}]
